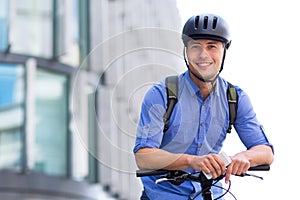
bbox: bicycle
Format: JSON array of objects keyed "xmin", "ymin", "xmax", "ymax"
[{"xmin": 136, "ymin": 164, "xmax": 270, "ymax": 200}]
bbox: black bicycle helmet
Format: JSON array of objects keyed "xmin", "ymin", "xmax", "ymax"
[{"xmin": 182, "ymin": 13, "xmax": 231, "ymax": 49}]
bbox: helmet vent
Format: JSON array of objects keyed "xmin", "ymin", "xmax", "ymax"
[
  {"xmin": 194, "ymin": 15, "xmax": 200, "ymax": 29},
  {"xmin": 203, "ymin": 16, "xmax": 208, "ymax": 29},
  {"xmin": 212, "ymin": 17, "xmax": 218, "ymax": 29}
]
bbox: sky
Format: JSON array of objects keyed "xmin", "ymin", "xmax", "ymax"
[{"xmin": 176, "ymin": 0, "xmax": 300, "ymax": 199}]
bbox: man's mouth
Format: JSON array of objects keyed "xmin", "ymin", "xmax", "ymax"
[{"xmin": 195, "ymin": 62, "xmax": 212, "ymax": 69}]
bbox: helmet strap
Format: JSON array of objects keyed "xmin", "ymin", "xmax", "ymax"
[{"xmin": 219, "ymin": 48, "xmax": 227, "ymax": 73}]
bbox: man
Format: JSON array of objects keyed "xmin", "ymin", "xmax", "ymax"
[{"xmin": 133, "ymin": 13, "xmax": 274, "ymax": 200}]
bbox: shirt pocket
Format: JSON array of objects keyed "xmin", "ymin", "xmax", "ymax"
[
  {"xmin": 207, "ymin": 118, "xmax": 229, "ymax": 154},
  {"xmin": 161, "ymin": 121, "xmax": 199, "ymax": 154}
]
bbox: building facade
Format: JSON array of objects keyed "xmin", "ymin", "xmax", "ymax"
[{"xmin": 0, "ymin": 0, "xmax": 183, "ymax": 199}]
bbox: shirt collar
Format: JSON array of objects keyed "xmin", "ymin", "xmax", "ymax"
[{"xmin": 183, "ymin": 70, "xmax": 200, "ymax": 97}]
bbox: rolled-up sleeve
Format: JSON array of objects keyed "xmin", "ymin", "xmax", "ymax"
[
  {"xmin": 133, "ymin": 84, "xmax": 166, "ymax": 153},
  {"xmin": 234, "ymin": 87, "xmax": 274, "ymax": 152}
]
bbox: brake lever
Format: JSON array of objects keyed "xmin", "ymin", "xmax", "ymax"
[
  {"xmin": 155, "ymin": 177, "xmax": 175, "ymax": 184},
  {"xmin": 238, "ymin": 173, "xmax": 264, "ymax": 180},
  {"xmin": 155, "ymin": 172, "xmax": 189, "ymax": 185}
]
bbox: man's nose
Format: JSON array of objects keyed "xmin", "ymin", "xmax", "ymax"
[{"xmin": 197, "ymin": 48, "xmax": 209, "ymax": 57}]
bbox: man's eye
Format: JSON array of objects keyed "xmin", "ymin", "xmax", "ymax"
[{"xmin": 191, "ymin": 45, "xmax": 201, "ymax": 49}]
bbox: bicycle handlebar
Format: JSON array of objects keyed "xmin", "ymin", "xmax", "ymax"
[
  {"xmin": 247, "ymin": 164, "xmax": 270, "ymax": 171},
  {"xmin": 136, "ymin": 165, "xmax": 270, "ymax": 200},
  {"xmin": 136, "ymin": 169, "xmax": 170, "ymax": 177},
  {"xmin": 136, "ymin": 164, "xmax": 270, "ymax": 177}
]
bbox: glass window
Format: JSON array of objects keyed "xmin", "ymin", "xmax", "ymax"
[
  {"xmin": 0, "ymin": 0, "xmax": 9, "ymax": 51},
  {"xmin": 57, "ymin": 0, "xmax": 81, "ymax": 66},
  {"xmin": 9, "ymin": 0, "xmax": 53, "ymax": 58},
  {"xmin": 0, "ymin": 63, "xmax": 25, "ymax": 170},
  {"xmin": 32, "ymin": 69, "xmax": 69, "ymax": 177},
  {"xmin": 9, "ymin": 0, "xmax": 80, "ymax": 66}
]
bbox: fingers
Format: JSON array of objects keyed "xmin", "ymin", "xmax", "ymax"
[
  {"xmin": 192, "ymin": 154, "xmax": 233, "ymax": 179},
  {"xmin": 197, "ymin": 154, "xmax": 251, "ymax": 183},
  {"xmin": 225, "ymin": 164, "xmax": 232, "ymax": 183},
  {"xmin": 225, "ymin": 159, "xmax": 250, "ymax": 183},
  {"xmin": 231, "ymin": 160, "xmax": 250, "ymax": 175},
  {"xmin": 202, "ymin": 154, "xmax": 226, "ymax": 178}
]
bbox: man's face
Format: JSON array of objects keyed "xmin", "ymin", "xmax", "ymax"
[{"xmin": 186, "ymin": 39, "xmax": 224, "ymax": 81}]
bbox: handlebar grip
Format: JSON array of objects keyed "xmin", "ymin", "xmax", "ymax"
[
  {"xmin": 248, "ymin": 164, "xmax": 270, "ymax": 171},
  {"xmin": 136, "ymin": 169, "xmax": 169, "ymax": 177}
]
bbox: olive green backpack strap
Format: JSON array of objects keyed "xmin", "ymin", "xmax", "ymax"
[
  {"xmin": 163, "ymin": 75, "xmax": 178, "ymax": 132},
  {"xmin": 227, "ymin": 82, "xmax": 238, "ymax": 133}
]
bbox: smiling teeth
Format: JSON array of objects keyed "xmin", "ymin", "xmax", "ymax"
[{"xmin": 197, "ymin": 63, "xmax": 210, "ymax": 66}]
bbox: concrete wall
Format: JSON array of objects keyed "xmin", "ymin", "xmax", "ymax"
[{"xmin": 89, "ymin": 0, "xmax": 184, "ymax": 199}]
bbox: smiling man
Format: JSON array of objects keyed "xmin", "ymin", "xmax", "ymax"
[{"xmin": 134, "ymin": 13, "xmax": 274, "ymax": 200}]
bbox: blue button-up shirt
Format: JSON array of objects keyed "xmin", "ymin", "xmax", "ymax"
[{"xmin": 133, "ymin": 70, "xmax": 272, "ymax": 200}]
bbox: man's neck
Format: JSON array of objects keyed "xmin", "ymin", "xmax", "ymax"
[{"xmin": 190, "ymin": 72, "xmax": 216, "ymax": 99}]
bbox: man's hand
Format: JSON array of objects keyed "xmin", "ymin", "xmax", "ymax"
[
  {"xmin": 225, "ymin": 153, "xmax": 250, "ymax": 183},
  {"xmin": 189, "ymin": 154, "xmax": 227, "ymax": 179},
  {"xmin": 225, "ymin": 144, "xmax": 273, "ymax": 184}
]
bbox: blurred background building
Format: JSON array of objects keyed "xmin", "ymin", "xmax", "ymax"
[{"xmin": 0, "ymin": 0, "xmax": 184, "ymax": 199}]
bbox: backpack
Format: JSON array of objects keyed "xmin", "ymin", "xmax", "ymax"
[{"xmin": 163, "ymin": 75, "xmax": 238, "ymax": 133}]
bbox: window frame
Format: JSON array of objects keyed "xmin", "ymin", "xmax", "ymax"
[{"xmin": 0, "ymin": 52, "xmax": 75, "ymax": 176}]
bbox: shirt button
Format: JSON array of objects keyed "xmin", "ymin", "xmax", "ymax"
[
  {"xmin": 200, "ymin": 122, "xmax": 204, "ymax": 126},
  {"xmin": 199, "ymin": 144, "xmax": 202, "ymax": 148}
]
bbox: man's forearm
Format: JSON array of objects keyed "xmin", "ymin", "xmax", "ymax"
[
  {"xmin": 135, "ymin": 148, "xmax": 193, "ymax": 170},
  {"xmin": 236, "ymin": 144, "xmax": 274, "ymax": 167}
]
